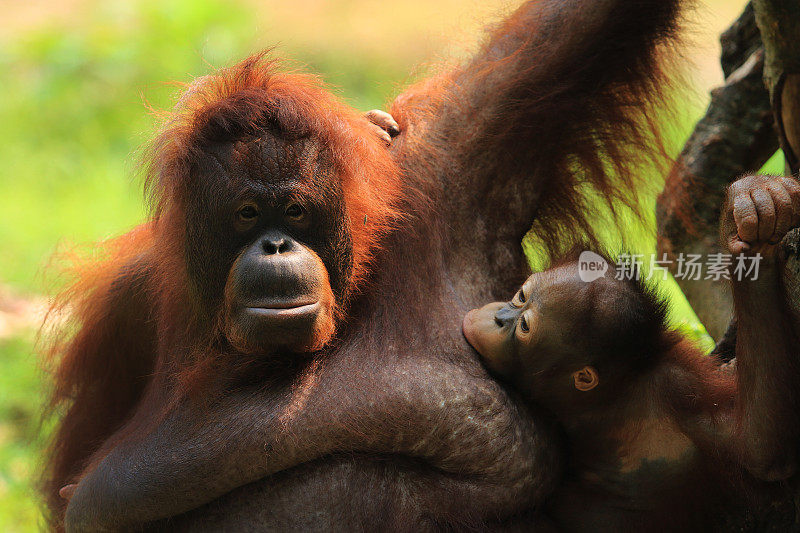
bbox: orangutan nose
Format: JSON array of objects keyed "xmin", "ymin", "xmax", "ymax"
[
  {"xmin": 262, "ymin": 235, "xmax": 293, "ymax": 255},
  {"xmin": 494, "ymin": 305, "xmax": 518, "ymax": 327}
]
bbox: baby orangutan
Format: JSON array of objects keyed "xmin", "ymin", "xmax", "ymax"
[{"xmin": 463, "ymin": 174, "xmax": 800, "ymax": 532}]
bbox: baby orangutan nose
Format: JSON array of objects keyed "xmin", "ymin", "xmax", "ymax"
[
  {"xmin": 462, "ymin": 302, "xmax": 515, "ymax": 377},
  {"xmin": 494, "ymin": 305, "xmax": 518, "ymax": 327}
]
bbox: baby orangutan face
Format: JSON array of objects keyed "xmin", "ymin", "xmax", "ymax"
[{"xmin": 462, "ymin": 263, "xmax": 605, "ymax": 398}]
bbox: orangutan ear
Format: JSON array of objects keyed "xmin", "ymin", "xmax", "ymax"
[{"xmin": 572, "ymin": 366, "xmax": 599, "ymax": 392}]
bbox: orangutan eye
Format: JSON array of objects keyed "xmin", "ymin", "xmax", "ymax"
[
  {"xmin": 519, "ymin": 315, "xmax": 530, "ymax": 333},
  {"xmin": 518, "ymin": 288, "xmax": 526, "ymax": 303},
  {"xmin": 284, "ymin": 203, "xmax": 305, "ymax": 220},
  {"xmin": 236, "ymin": 204, "xmax": 260, "ymax": 223}
]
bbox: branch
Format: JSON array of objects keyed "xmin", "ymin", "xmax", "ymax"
[
  {"xmin": 656, "ymin": 4, "xmax": 777, "ymax": 338},
  {"xmin": 658, "ymin": 49, "xmax": 777, "ymax": 239},
  {"xmin": 752, "ymin": 0, "xmax": 800, "ymax": 87},
  {"xmin": 721, "ymin": 3, "xmax": 763, "ymax": 78},
  {"xmin": 783, "ymin": 230, "xmax": 800, "ymax": 317}
]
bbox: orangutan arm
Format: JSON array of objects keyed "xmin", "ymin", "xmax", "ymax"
[
  {"xmin": 720, "ymin": 175, "xmax": 800, "ymax": 481},
  {"xmin": 390, "ymin": 0, "xmax": 683, "ymax": 245},
  {"xmin": 63, "ymin": 353, "xmax": 555, "ymax": 532}
]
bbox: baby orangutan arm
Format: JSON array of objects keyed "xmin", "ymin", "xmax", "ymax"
[{"xmin": 718, "ymin": 174, "xmax": 800, "ymax": 481}]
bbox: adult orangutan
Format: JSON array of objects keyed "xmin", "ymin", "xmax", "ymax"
[{"xmin": 44, "ymin": 0, "xmax": 685, "ymax": 530}]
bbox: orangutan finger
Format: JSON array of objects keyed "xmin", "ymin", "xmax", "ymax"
[
  {"xmin": 766, "ymin": 181, "xmax": 792, "ymax": 243},
  {"xmin": 750, "ymin": 187, "xmax": 775, "ymax": 242},
  {"xmin": 733, "ymin": 193, "xmax": 758, "ymax": 244}
]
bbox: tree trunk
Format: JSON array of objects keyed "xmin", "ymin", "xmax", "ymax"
[{"xmin": 753, "ymin": 0, "xmax": 800, "ymax": 174}]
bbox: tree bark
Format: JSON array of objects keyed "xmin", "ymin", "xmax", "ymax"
[
  {"xmin": 753, "ymin": 0, "xmax": 800, "ymax": 173},
  {"xmin": 751, "ymin": 0, "xmax": 800, "ymax": 319}
]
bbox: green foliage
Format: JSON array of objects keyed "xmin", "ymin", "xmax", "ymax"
[{"xmin": 0, "ymin": 335, "xmax": 48, "ymax": 531}]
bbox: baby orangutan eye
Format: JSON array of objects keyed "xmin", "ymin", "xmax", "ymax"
[
  {"xmin": 519, "ymin": 315, "xmax": 530, "ymax": 333},
  {"xmin": 511, "ymin": 288, "xmax": 526, "ymax": 307}
]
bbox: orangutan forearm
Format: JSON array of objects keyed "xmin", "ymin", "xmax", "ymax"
[
  {"xmin": 64, "ymin": 355, "xmax": 553, "ymax": 531},
  {"xmin": 731, "ymin": 261, "xmax": 800, "ymax": 481}
]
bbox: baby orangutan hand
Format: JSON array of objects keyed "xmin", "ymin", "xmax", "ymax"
[
  {"xmin": 721, "ymin": 175, "xmax": 800, "ymax": 257},
  {"xmin": 365, "ymin": 109, "xmax": 400, "ymax": 146}
]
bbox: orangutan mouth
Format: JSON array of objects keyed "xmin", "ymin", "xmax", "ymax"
[{"xmin": 245, "ymin": 301, "xmax": 320, "ymax": 320}]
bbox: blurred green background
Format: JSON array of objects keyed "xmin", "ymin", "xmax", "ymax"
[{"xmin": 0, "ymin": 0, "xmax": 780, "ymax": 530}]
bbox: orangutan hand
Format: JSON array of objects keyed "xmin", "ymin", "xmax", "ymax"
[
  {"xmin": 365, "ymin": 109, "xmax": 400, "ymax": 146},
  {"xmin": 722, "ymin": 175, "xmax": 800, "ymax": 257}
]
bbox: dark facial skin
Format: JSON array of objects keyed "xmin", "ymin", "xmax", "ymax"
[{"xmin": 186, "ymin": 133, "xmax": 350, "ymax": 354}]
